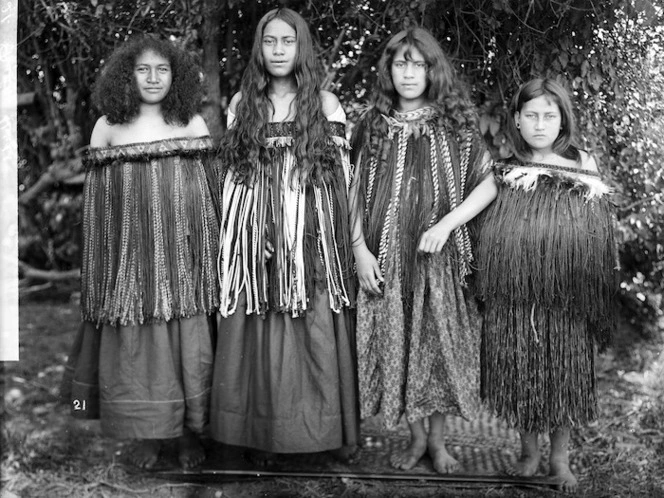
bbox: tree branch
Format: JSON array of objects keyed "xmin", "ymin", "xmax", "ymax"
[
  {"xmin": 19, "ymin": 157, "xmax": 84, "ymax": 205},
  {"xmin": 618, "ymin": 195, "xmax": 664, "ymax": 215},
  {"xmin": 19, "ymin": 261, "xmax": 80, "ymax": 281},
  {"xmin": 322, "ymin": 28, "xmax": 347, "ymax": 90}
]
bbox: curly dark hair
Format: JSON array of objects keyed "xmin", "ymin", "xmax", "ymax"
[
  {"xmin": 92, "ymin": 35, "xmax": 203, "ymax": 126},
  {"xmin": 222, "ymin": 7, "xmax": 333, "ymax": 185}
]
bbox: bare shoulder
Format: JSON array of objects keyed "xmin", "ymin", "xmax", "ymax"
[
  {"xmin": 184, "ymin": 114, "xmax": 210, "ymax": 138},
  {"xmin": 579, "ymin": 150, "xmax": 599, "ymax": 172},
  {"xmin": 89, "ymin": 116, "xmax": 113, "ymax": 147},
  {"xmin": 229, "ymin": 92, "xmax": 243, "ymax": 114},
  {"xmin": 320, "ymin": 90, "xmax": 341, "ymax": 117}
]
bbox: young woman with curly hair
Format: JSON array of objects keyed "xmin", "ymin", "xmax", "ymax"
[
  {"xmin": 349, "ymin": 27, "xmax": 496, "ymax": 473},
  {"xmin": 210, "ymin": 7, "xmax": 358, "ymax": 464},
  {"xmin": 91, "ymin": 36, "xmax": 203, "ymax": 128},
  {"xmin": 62, "ymin": 35, "xmax": 219, "ymax": 469}
]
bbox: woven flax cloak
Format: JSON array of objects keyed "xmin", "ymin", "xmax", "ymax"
[
  {"xmin": 217, "ymin": 121, "xmax": 355, "ymax": 317},
  {"xmin": 80, "ymin": 137, "xmax": 220, "ymax": 326},
  {"xmin": 352, "ymin": 107, "xmax": 487, "ymax": 293},
  {"xmin": 476, "ymin": 160, "xmax": 618, "ymax": 433}
]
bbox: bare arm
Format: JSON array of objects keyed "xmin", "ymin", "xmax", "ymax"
[
  {"xmin": 349, "ymin": 149, "xmax": 383, "ymax": 295},
  {"xmin": 580, "ymin": 150, "xmax": 599, "ymax": 172},
  {"xmin": 321, "ymin": 90, "xmax": 341, "ymax": 118},
  {"xmin": 418, "ymin": 153, "xmax": 497, "ymax": 253},
  {"xmin": 89, "ymin": 117, "xmax": 112, "ymax": 148},
  {"xmin": 185, "ymin": 114, "xmax": 210, "ymax": 138}
]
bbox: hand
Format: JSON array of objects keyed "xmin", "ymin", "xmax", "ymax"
[
  {"xmin": 418, "ymin": 219, "xmax": 453, "ymax": 253},
  {"xmin": 265, "ymin": 240, "xmax": 274, "ymax": 260},
  {"xmin": 353, "ymin": 244, "xmax": 383, "ymax": 295}
]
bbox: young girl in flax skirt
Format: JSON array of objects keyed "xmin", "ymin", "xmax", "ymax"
[
  {"xmin": 210, "ymin": 7, "xmax": 358, "ymax": 464},
  {"xmin": 476, "ymin": 78, "xmax": 617, "ymax": 492},
  {"xmin": 63, "ymin": 36, "xmax": 219, "ymax": 469},
  {"xmin": 350, "ymin": 27, "xmax": 497, "ymax": 473}
]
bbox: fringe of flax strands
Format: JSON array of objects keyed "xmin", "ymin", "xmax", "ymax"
[
  {"xmin": 217, "ymin": 124, "xmax": 355, "ymax": 318},
  {"xmin": 80, "ymin": 138, "xmax": 220, "ymax": 326},
  {"xmin": 475, "ymin": 162, "xmax": 618, "ymax": 433}
]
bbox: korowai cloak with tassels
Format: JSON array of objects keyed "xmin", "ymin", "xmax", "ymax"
[
  {"xmin": 217, "ymin": 120, "xmax": 355, "ymax": 317},
  {"xmin": 81, "ymin": 136, "xmax": 220, "ymax": 326},
  {"xmin": 475, "ymin": 159, "xmax": 618, "ymax": 433},
  {"xmin": 351, "ymin": 106, "xmax": 488, "ymax": 428}
]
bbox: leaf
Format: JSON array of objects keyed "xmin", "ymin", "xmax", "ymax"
[
  {"xmin": 479, "ymin": 113, "xmax": 490, "ymax": 135},
  {"xmin": 589, "ymin": 72, "xmax": 603, "ymax": 91},
  {"xmin": 559, "ymin": 52, "xmax": 569, "ymax": 68},
  {"xmin": 489, "ymin": 118, "xmax": 500, "ymax": 136},
  {"xmin": 560, "ymin": 36, "xmax": 571, "ymax": 52}
]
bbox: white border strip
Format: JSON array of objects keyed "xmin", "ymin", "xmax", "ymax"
[{"xmin": 0, "ymin": 0, "xmax": 19, "ymax": 361}]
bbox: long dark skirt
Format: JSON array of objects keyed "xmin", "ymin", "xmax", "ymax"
[
  {"xmin": 62, "ymin": 315, "xmax": 214, "ymax": 439},
  {"xmin": 209, "ymin": 289, "xmax": 359, "ymax": 453}
]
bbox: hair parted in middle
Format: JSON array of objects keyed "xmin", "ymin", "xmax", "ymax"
[
  {"xmin": 222, "ymin": 7, "xmax": 332, "ymax": 185},
  {"xmin": 507, "ymin": 78, "xmax": 581, "ymax": 161},
  {"xmin": 92, "ymin": 34, "xmax": 203, "ymax": 126},
  {"xmin": 373, "ymin": 27, "xmax": 477, "ymax": 128},
  {"xmin": 351, "ymin": 27, "xmax": 479, "ymax": 169}
]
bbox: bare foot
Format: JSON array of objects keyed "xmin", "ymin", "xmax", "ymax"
[
  {"xmin": 428, "ymin": 438, "xmax": 460, "ymax": 474},
  {"xmin": 509, "ymin": 451, "xmax": 541, "ymax": 476},
  {"xmin": 509, "ymin": 432, "xmax": 541, "ymax": 476},
  {"xmin": 177, "ymin": 432, "xmax": 205, "ymax": 469},
  {"xmin": 129, "ymin": 439, "xmax": 161, "ymax": 469},
  {"xmin": 390, "ymin": 439, "xmax": 427, "ymax": 470},
  {"xmin": 549, "ymin": 427, "xmax": 576, "ymax": 492},
  {"xmin": 329, "ymin": 445, "xmax": 359, "ymax": 464},
  {"xmin": 245, "ymin": 448, "xmax": 276, "ymax": 468},
  {"xmin": 550, "ymin": 457, "xmax": 578, "ymax": 493}
]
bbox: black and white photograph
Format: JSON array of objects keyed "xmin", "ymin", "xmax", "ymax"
[{"xmin": 3, "ymin": 0, "xmax": 663, "ymax": 496}]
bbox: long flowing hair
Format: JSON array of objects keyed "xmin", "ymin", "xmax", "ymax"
[
  {"xmin": 507, "ymin": 78, "xmax": 581, "ymax": 161},
  {"xmin": 223, "ymin": 7, "xmax": 331, "ymax": 185},
  {"xmin": 353, "ymin": 28, "xmax": 477, "ymax": 161},
  {"xmin": 92, "ymin": 35, "xmax": 202, "ymax": 126}
]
